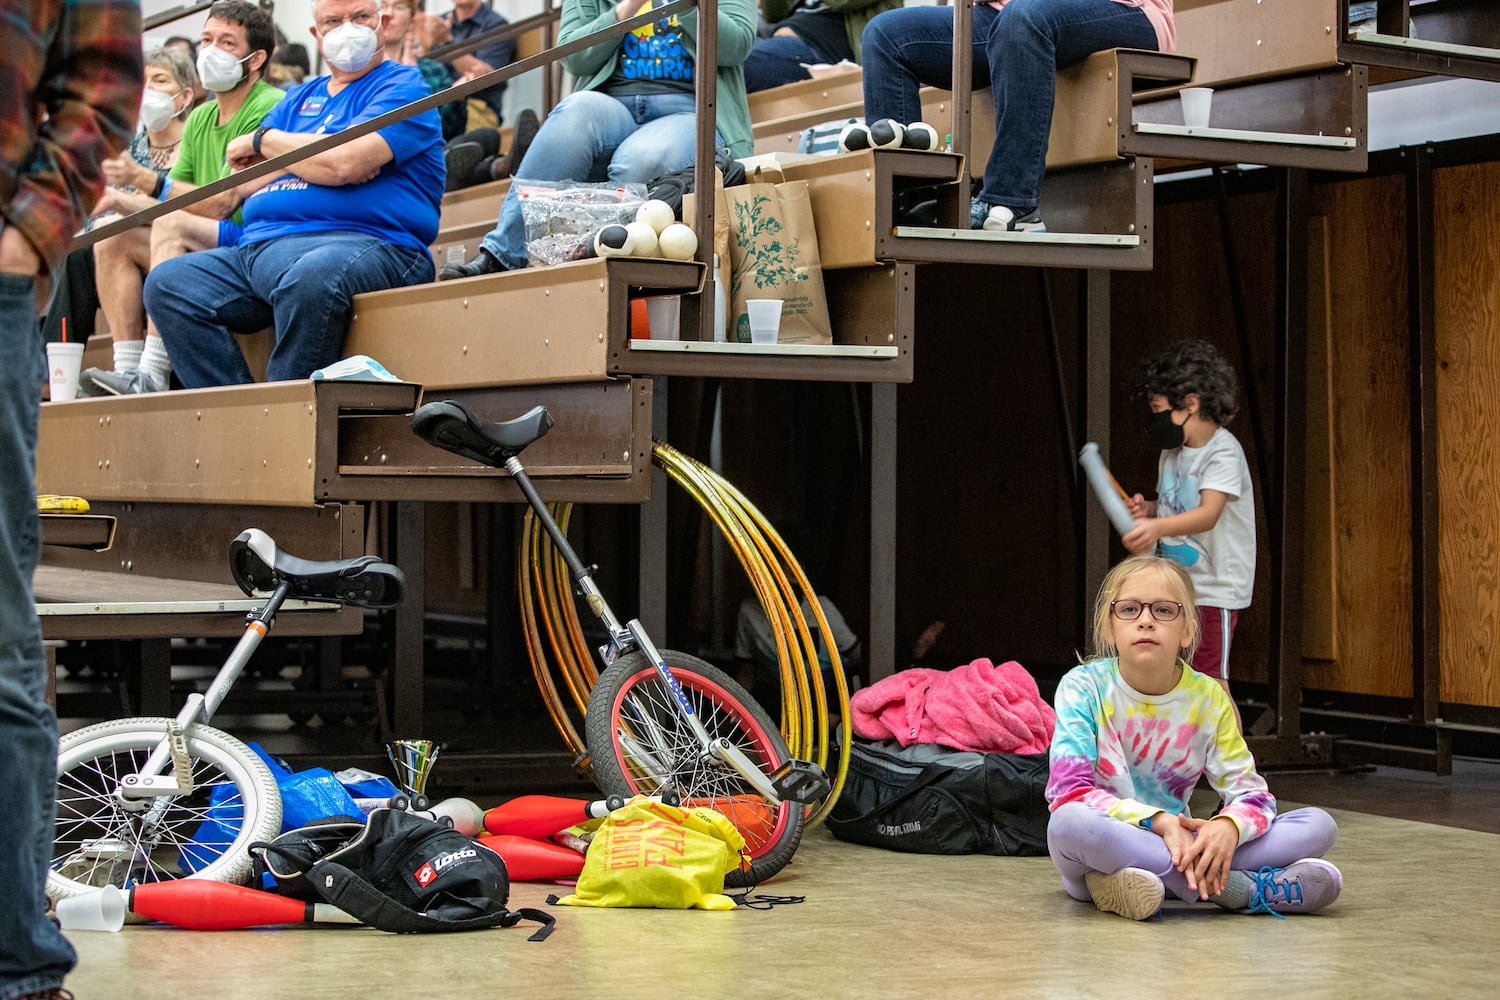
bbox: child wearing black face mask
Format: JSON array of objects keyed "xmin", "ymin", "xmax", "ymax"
[{"xmin": 1122, "ymin": 340, "xmax": 1253, "ymax": 731}]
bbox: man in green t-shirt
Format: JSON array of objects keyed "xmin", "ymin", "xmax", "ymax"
[{"xmin": 84, "ymin": 0, "xmax": 284, "ymax": 395}]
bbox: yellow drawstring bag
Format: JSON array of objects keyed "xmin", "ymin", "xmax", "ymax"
[{"xmin": 553, "ymin": 795, "xmax": 748, "ymax": 910}]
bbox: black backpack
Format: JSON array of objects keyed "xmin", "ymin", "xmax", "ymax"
[
  {"xmin": 251, "ymin": 808, "xmax": 552, "ymax": 937},
  {"xmin": 827, "ymin": 738, "xmax": 1052, "ymax": 856}
]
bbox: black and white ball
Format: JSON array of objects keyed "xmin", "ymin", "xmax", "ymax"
[
  {"xmin": 838, "ymin": 121, "xmax": 872, "ymax": 154},
  {"xmin": 594, "ymin": 224, "xmax": 635, "ymax": 258},
  {"xmin": 867, "ymin": 118, "xmax": 906, "ymax": 149},
  {"xmin": 902, "ymin": 121, "xmax": 941, "ymax": 151}
]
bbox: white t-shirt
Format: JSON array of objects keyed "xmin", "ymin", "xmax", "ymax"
[{"xmin": 1154, "ymin": 426, "xmax": 1255, "ymax": 609}]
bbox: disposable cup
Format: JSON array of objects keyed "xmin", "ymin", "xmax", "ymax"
[
  {"xmin": 746, "ymin": 299, "xmax": 783, "ymax": 345},
  {"xmin": 646, "ymin": 295, "xmax": 681, "ymax": 341},
  {"xmin": 46, "ymin": 341, "xmax": 85, "ymax": 402},
  {"xmin": 1180, "ymin": 87, "xmax": 1214, "ymax": 129},
  {"xmin": 55, "ymin": 887, "xmax": 126, "ymax": 932}
]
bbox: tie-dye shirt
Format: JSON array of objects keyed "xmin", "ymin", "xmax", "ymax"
[{"xmin": 1045, "ymin": 658, "xmax": 1275, "ymax": 845}]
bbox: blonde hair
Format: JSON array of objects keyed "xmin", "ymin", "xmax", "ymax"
[{"xmin": 1087, "ymin": 554, "xmax": 1200, "ymax": 663}]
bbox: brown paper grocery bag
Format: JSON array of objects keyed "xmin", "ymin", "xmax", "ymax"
[{"xmin": 726, "ymin": 177, "xmax": 833, "ymax": 345}]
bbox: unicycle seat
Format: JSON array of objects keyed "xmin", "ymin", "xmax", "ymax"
[
  {"xmin": 411, "ymin": 400, "xmax": 554, "ymax": 469},
  {"xmin": 230, "ymin": 528, "xmax": 405, "ymax": 608}
]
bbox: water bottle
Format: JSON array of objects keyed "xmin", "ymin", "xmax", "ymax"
[{"xmin": 712, "ymin": 253, "xmax": 727, "ymax": 343}]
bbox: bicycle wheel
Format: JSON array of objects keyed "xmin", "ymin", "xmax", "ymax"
[
  {"xmin": 50, "ymin": 718, "xmax": 282, "ymax": 905},
  {"xmin": 585, "ymin": 650, "xmax": 803, "ymax": 887}
]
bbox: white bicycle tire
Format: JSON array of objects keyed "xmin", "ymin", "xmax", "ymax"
[{"xmin": 50, "ymin": 718, "xmax": 282, "ymax": 905}]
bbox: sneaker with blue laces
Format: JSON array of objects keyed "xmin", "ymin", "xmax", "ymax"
[
  {"xmin": 1084, "ymin": 866, "xmax": 1164, "ymax": 920},
  {"xmin": 1212, "ymin": 858, "xmax": 1343, "ymax": 917}
]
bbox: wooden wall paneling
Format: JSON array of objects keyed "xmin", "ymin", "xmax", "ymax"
[
  {"xmin": 1434, "ymin": 160, "xmax": 1500, "ymax": 708},
  {"xmin": 1303, "ymin": 214, "xmax": 1340, "ymax": 662},
  {"xmin": 1313, "ymin": 174, "xmax": 1411, "ymax": 698}
]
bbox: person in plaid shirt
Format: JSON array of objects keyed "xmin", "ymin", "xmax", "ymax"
[{"xmin": 0, "ymin": 2, "xmax": 141, "ymax": 997}]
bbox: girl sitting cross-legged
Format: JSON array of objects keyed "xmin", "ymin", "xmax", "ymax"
[{"xmin": 1046, "ymin": 554, "xmax": 1344, "ymax": 920}]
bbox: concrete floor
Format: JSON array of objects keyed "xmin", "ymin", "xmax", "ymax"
[{"xmin": 59, "ymin": 764, "xmax": 1500, "ymax": 1000}]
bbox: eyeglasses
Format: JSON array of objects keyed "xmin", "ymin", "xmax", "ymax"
[
  {"xmin": 317, "ymin": 8, "xmax": 380, "ymax": 33},
  {"xmin": 1110, "ymin": 599, "xmax": 1183, "ymax": 623}
]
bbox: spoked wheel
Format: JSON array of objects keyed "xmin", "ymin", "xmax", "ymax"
[
  {"xmin": 585, "ymin": 650, "xmax": 803, "ymax": 887},
  {"xmin": 50, "ymin": 718, "xmax": 282, "ymax": 907}
]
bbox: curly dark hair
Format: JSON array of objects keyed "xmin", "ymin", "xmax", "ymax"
[{"xmin": 1134, "ymin": 340, "xmax": 1240, "ymax": 425}]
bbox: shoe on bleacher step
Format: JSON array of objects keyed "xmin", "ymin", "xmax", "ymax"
[
  {"xmin": 437, "ymin": 248, "xmax": 505, "ymax": 281},
  {"xmin": 444, "ymin": 141, "xmax": 484, "ymax": 193},
  {"xmin": 975, "ymin": 203, "xmax": 1047, "ymax": 234},
  {"xmin": 78, "ymin": 367, "xmax": 167, "ymax": 395}
]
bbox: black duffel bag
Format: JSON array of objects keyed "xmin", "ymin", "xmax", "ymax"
[{"xmin": 826, "ymin": 737, "xmax": 1052, "ymax": 856}]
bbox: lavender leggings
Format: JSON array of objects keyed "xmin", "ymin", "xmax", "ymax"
[{"xmin": 1048, "ymin": 802, "xmax": 1339, "ymax": 903}]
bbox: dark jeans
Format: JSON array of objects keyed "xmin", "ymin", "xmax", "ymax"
[
  {"xmin": 40, "ymin": 247, "xmax": 99, "ymax": 344},
  {"xmin": 744, "ymin": 33, "xmax": 823, "ymax": 93},
  {"xmin": 861, "ymin": 0, "xmax": 1158, "ymax": 214},
  {"xmin": 144, "ymin": 232, "xmax": 434, "ymax": 386},
  {"xmin": 0, "ymin": 271, "xmax": 75, "ymax": 997}
]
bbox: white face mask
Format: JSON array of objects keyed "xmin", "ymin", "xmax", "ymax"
[
  {"xmin": 197, "ymin": 45, "xmax": 251, "ymax": 92},
  {"xmin": 321, "ymin": 21, "xmax": 380, "ymax": 72},
  {"xmin": 139, "ymin": 87, "xmax": 180, "ymax": 133}
]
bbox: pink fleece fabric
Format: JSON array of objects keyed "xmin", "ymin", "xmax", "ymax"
[{"xmin": 850, "ymin": 659, "xmax": 1056, "ymax": 754}]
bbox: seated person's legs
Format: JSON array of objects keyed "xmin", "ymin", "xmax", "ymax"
[
  {"xmin": 150, "ymin": 210, "xmax": 221, "ymax": 265},
  {"xmin": 743, "ymin": 32, "xmax": 824, "ymax": 93},
  {"xmin": 460, "ymin": 91, "xmax": 640, "ymax": 273},
  {"xmin": 974, "ymin": 0, "xmax": 1157, "ymax": 230},
  {"xmin": 247, "ymin": 232, "xmax": 435, "ymax": 382},
  {"xmin": 606, "ymin": 99, "xmax": 702, "ymax": 187},
  {"xmin": 93, "ymin": 226, "xmax": 153, "ymax": 343},
  {"xmin": 142, "ymin": 246, "xmax": 269, "ymax": 388},
  {"xmin": 861, "ymin": 6, "xmax": 972, "ymax": 128}
]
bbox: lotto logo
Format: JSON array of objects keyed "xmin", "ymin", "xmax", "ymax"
[{"xmin": 415, "ymin": 863, "xmax": 436, "ymax": 886}]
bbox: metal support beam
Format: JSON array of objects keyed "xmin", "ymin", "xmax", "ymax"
[
  {"xmin": 1270, "ymin": 169, "xmax": 1310, "ymax": 743},
  {"xmin": 1080, "ymin": 269, "xmax": 1113, "ymax": 621},
  {"xmin": 868, "ymin": 382, "xmax": 898, "ymax": 682},
  {"xmin": 639, "ymin": 378, "xmax": 668, "ymax": 640},
  {"xmin": 392, "ymin": 501, "xmax": 426, "ymax": 736},
  {"xmin": 1405, "ymin": 144, "xmax": 1442, "ymax": 728}
]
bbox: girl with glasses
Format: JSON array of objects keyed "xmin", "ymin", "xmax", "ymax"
[{"xmin": 1044, "ymin": 554, "xmax": 1344, "ymax": 921}]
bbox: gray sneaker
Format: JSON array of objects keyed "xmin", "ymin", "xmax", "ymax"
[{"xmin": 82, "ymin": 367, "xmax": 168, "ymax": 395}]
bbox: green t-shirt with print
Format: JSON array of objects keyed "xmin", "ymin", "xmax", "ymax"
[{"xmin": 170, "ymin": 79, "xmax": 284, "ymax": 223}]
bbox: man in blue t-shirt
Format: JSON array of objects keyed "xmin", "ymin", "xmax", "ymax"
[
  {"xmin": 142, "ymin": 0, "xmax": 444, "ymax": 388},
  {"xmin": 442, "ymin": 0, "xmax": 517, "ymax": 125}
]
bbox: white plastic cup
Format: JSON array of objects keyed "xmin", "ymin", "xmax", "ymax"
[
  {"xmin": 1180, "ymin": 87, "xmax": 1214, "ymax": 129},
  {"xmin": 746, "ymin": 299, "xmax": 783, "ymax": 345},
  {"xmin": 46, "ymin": 341, "xmax": 85, "ymax": 402},
  {"xmin": 55, "ymin": 886, "xmax": 127, "ymax": 932},
  {"xmin": 646, "ymin": 295, "xmax": 681, "ymax": 341}
]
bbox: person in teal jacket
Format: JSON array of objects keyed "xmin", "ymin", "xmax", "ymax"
[
  {"xmin": 745, "ymin": 0, "xmax": 902, "ymax": 93},
  {"xmin": 439, "ymin": 0, "xmax": 755, "ymax": 278}
]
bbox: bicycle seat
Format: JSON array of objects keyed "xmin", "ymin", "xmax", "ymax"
[
  {"xmin": 411, "ymin": 399, "xmax": 554, "ymax": 469},
  {"xmin": 229, "ymin": 529, "xmax": 405, "ymax": 609}
]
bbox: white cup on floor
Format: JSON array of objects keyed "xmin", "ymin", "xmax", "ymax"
[
  {"xmin": 1180, "ymin": 87, "xmax": 1214, "ymax": 129},
  {"xmin": 746, "ymin": 299, "xmax": 783, "ymax": 345},
  {"xmin": 55, "ymin": 887, "xmax": 126, "ymax": 932}
]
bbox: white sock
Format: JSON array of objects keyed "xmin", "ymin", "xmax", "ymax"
[
  {"xmin": 113, "ymin": 340, "xmax": 144, "ymax": 372},
  {"xmin": 137, "ymin": 335, "xmax": 172, "ymax": 385}
]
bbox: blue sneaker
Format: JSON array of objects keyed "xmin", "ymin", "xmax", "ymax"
[{"xmin": 1215, "ymin": 859, "xmax": 1343, "ymax": 917}]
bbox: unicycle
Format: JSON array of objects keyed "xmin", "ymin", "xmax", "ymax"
[
  {"xmin": 48, "ymin": 530, "xmax": 404, "ymax": 905},
  {"xmin": 411, "ymin": 400, "xmax": 830, "ymax": 886}
]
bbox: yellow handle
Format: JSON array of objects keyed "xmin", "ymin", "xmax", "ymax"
[{"xmin": 37, "ymin": 494, "xmax": 90, "ymax": 514}]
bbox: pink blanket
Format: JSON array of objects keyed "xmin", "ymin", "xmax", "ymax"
[{"xmin": 850, "ymin": 658, "xmax": 1055, "ymax": 754}]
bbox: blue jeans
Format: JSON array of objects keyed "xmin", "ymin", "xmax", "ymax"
[
  {"xmin": 480, "ymin": 91, "xmax": 721, "ymax": 269},
  {"xmin": 861, "ymin": 0, "xmax": 1157, "ymax": 215},
  {"xmin": 743, "ymin": 34, "xmax": 822, "ymax": 93},
  {"xmin": 0, "ymin": 272, "xmax": 75, "ymax": 998},
  {"xmin": 144, "ymin": 233, "xmax": 434, "ymax": 387}
]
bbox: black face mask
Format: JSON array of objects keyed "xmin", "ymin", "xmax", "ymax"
[{"xmin": 1147, "ymin": 408, "xmax": 1186, "ymax": 450}]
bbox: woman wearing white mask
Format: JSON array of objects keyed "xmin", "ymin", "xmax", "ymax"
[
  {"xmin": 41, "ymin": 47, "xmax": 198, "ymax": 352},
  {"xmin": 98, "ymin": 47, "xmax": 198, "ymax": 204}
]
